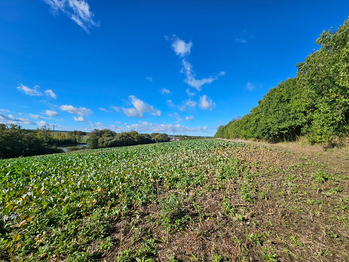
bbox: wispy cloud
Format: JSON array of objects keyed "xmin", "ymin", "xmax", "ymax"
[
  {"xmin": 246, "ymin": 82, "xmax": 255, "ymax": 90},
  {"xmin": 169, "ymin": 112, "xmax": 182, "ymax": 123},
  {"xmin": 199, "ymin": 95, "xmax": 216, "ymax": 110},
  {"xmin": 90, "ymin": 121, "xmax": 209, "ymax": 135},
  {"xmin": 167, "ymin": 35, "xmax": 192, "ymax": 57},
  {"xmin": 111, "ymin": 106, "xmax": 121, "ymax": 112},
  {"xmin": 181, "ymin": 60, "xmax": 224, "ymax": 91},
  {"xmin": 186, "ymin": 88, "xmax": 196, "ymax": 97},
  {"xmin": 17, "ymin": 84, "xmax": 42, "ymax": 96},
  {"xmin": 0, "ymin": 109, "xmax": 10, "ymax": 113},
  {"xmin": 60, "ymin": 105, "xmax": 93, "ymax": 116},
  {"xmin": 123, "ymin": 96, "xmax": 161, "ymax": 118},
  {"xmin": 166, "ymin": 37, "xmax": 224, "ymax": 91},
  {"xmin": 186, "ymin": 115, "xmax": 194, "ymax": 121},
  {"xmin": 44, "ymin": 0, "xmax": 99, "ymax": 32},
  {"xmin": 99, "ymin": 107, "xmax": 112, "ymax": 113},
  {"xmin": 17, "ymin": 84, "xmax": 57, "ymax": 99},
  {"xmin": 29, "ymin": 114, "xmax": 44, "ymax": 120},
  {"xmin": 179, "ymin": 99, "xmax": 197, "ymax": 111},
  {"xmin": 161, "ymin": 88, "xmax": 171, "ymax": 95},
  {"xmin": 166, "ymin": 100, "xmax": 175, "ymax": 107},
  {"xmin": 44, "ymin": 110, "xmax": 59, "ymax": 117},
  {"xmin": 44, "ymin": 89, "xmax": 57, "ymax": 99},
  {"xmin": 236, "ymin": 30, "xmax": 252, "ymax": 43},
  {"xmin": 146, "ymin": 77, "xmax": 153, "ymax": 82},
  {"xmin": 0, "ymin": 113, "xmax": 35, "ymax": 125}
]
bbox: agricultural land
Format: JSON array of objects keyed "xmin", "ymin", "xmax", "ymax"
[{"xmin": 1, "ymin": 139, "xmax": 349, "ymax": 261}]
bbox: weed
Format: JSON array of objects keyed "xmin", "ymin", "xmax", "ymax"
[
  {"xmin": 289, "ymin": 236, "xmax": 303, "ymax": 247},
  {"xmin": 240, "ymin": 185, "xmax": 252, "ymax": 202},
  {"xmin": 329, "ymin": 187, "xmax": 342, "ymax": 193},
  {"xmin": 158, "ymin": 193, "xmax": 190, "ymax": 232},
  {"xmin": 259, "ymin": 191, "xmax": 268, "ymax": 200},
  {"xmin": 99, "ymin": 237, "xmax": 113, "ymax": 252},
  {"xmin": 313, "ymin": 169, "xmax": 330, "ymax": 183}
]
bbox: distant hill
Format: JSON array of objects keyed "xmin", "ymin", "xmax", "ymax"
[{"xmin": 215, "ymin": 17, "xmax": 349, "ymax": 144}]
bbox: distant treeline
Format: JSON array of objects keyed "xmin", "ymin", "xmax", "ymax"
[
  {"xmin": 52, "ymin": 130, "xmax": 88, "ymax": 145},
  {"xmin": 0, "ymin": 124, "xmax": 63, "ymax": 159},
  {"xmin": 215, "ymin": 18, "xmax": 349, "ymax": 144},
  {"xmin": 87, "ymin": 129, "xmax": 170, "ymax": 149},
  {"xmin": 176, "ymin": 135, "xmax": 206, "ymax": 140},
  {"xmin": 0, "ymin": 125, "xmax": 171, "ymax": 158}
]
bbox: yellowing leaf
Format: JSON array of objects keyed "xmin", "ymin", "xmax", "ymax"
[{"xmin": 12, "ymin": 234, "xmax": 20, "ymax": 242}]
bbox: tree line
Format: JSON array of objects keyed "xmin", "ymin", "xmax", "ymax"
[
  {"xmin": 0, "ymin": 124, "xmax": 64, "ymax": 159},
  {"xmin": 0, "ymin": 124, "xmax": 171, "ymax": 159},
  {"xmin": 87, "ymin": 129, "xmax": 170, "ymax": 149},
  {"xmin": 215, "ymin": 17, "xmax": 349, "ymax": 144}
]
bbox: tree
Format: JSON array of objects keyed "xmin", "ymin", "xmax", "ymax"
[{"xmin": 87, "ymin": 137, "xmax": 98, "ymax": 149}]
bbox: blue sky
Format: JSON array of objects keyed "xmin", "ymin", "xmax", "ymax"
[{"xmin": 1, "ymin": 0, "xmax": 349, "ymax": 136}]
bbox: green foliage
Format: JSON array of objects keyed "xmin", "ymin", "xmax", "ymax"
[
  {"xmin": 313, "ymin": 169, "xmax": 330, "ymax": 183},
  {"xmin": 88, "ymin": 130, "xmax": 170, "ymax": 149},
  {"xmin": 216, "ymin": 18, "xmax": 349, "ymax": 143},
  {"xmin": 158, "ymin": 193, "xmax": 189, "ymax": 232},
  {"xmin": 0, "ymin": 139, "xmax": 242, "ymax": 260},
  {"xmin": 87, "ymin": 137, "xmax": 98, "ymax": 149},
  {"xmin": 0, "ymin": 124, "xmax": 63, "ymax": 159}
]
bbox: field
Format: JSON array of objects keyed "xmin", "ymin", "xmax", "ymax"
[{"xmin": 0, "ymin": 139, "xmax": 349, "ymax": 261}]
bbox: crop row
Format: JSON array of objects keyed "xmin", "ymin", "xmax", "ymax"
[{"xmin": 0, "ymin": 139, "xmax": 246, "ymax": 261}]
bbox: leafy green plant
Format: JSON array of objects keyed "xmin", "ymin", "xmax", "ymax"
[
  {"xmin": 313, "ymin": 169, "xmax": 330, "ymax": 183},
  {"xmin": 158, "ymin": 193, "xmax": 189, "ymax": 232}
]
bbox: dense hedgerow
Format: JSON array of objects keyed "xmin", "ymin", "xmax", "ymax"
[{"xmin": 216, "ymin": 17, "xmax": 349, "ymax": 143}]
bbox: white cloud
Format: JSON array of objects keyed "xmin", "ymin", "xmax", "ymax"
[
  {"xmin": 44, "ymin": 110, "xmax": 59, "ymax": 117},
  {"xmin": 29, "ymin": 114, "xmax": 44, "ymax": 120},
  {"xmin": 171, "ymin": 112, "xmax": 182, "ymax": 123},
  {"xmin": 199, "ymin": 95, "xmax": 216, "ymax": 110},
  {"xmin": 123, "ymin": 96, "xmax": 161, "ymax": 118},
  {"xmin": 74, "ymin": 116, "xmax": 87, "ymax": 122},
  {"xmin": 44, "ymin": 89, "xmax": 57, "ymax": 99},
  {"xmin": 181, "ymin": 59, "xmax": 224, "ymax": 91},
  {"xmin": 168, "ymin": 36, "xmax": 192, "ymax": 57},
  {"xmin": 186, "ymin": 88, "xmax": 195, "ymax": 97},
  {"xmin": 37, "ymin": 120, "xmax": 49, "ymax": 127},
  {"xmin": 236, "ymin": 38, "xmax": 247, "ymax": 43},
  {"xmin": 186, "ymin": 115, "xmax": 194, "ymax": 121},
  {"xmin": 179, "ymin": 99, "xmax": 197, "ymax": 111},
  {"xmin": 0, "ymin": 109, "xmax": 10, "ymax": 113},
  {"xmin": 90, "ymin": 121, "xmax": 210, "ymax": 135},
  {"xmin": 0, "ymin": 113, "xmax": 36, "ymax": 125},
  {"xmin": 111, "ymin": 106, "xmax": 121, "ymax": 112},
  {"xmin": 99, "ymin": 107, "xmax": 111, "ymax": 113},
  {"xmin": 161, "ymin": 88, "xmax": 171, "ymax": 94},
  {"xmin": 166, "ymin": 100, "xmax": 175, "ymax": 107},
  {"xmin": 146, "ymin": 77, "xmax": 153, "ymax": 82},
  {"xmin": 44, "ymin": 0, "xmax": 99, "ymax": 33},
  {"xmin": 17, "ymin": 84, "xmax": 42, "ymax": 96},
  {"xmin": 246, "ymin": 82, "xmax": 255, "ymax": 90},
  {"xmin": 60, "ymin": 105, "xmax": 92, "ymax": 116}
]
